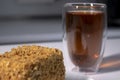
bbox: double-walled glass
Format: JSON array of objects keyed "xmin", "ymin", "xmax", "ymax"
[{"xmin": 63, "ymin": 3, "xmax": 107, "ymax": 73}]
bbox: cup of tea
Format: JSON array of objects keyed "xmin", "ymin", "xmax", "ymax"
[{"xmin": 63, "ymin": 3, "xmax": 107, "ymax": 73}]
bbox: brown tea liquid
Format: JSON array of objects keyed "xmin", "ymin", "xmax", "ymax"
[{"xmin": 66, "ymin": 11, "xmax": 104, "ymax": 68}]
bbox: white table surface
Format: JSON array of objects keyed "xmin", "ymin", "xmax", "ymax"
[{"xmin": 0, "ymin": 38, "xmax": 120, "ymax": 80}]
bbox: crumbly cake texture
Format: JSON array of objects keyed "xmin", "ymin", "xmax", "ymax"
[{"xmin": 0, "ymin": 45, "xmax": 65, "ymax": 80}]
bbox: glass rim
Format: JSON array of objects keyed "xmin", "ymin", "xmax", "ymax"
[{"xmin": 65, "ymin": 3, "xmax": 106, "ymax": 8}]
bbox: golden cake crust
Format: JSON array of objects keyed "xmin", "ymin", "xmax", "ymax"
[{"xmin": 0, "ymin": 45, "xmax": 65, "ymax": 80}]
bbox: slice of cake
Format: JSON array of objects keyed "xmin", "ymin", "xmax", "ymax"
[{"xmin": 0, "ymin": 45, "xmax": 65, "ymax": 80}]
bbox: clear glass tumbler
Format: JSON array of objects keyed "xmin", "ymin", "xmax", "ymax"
[{"xmin": 63, "ymin": 3, "xmax": 107, "ymax": 73}]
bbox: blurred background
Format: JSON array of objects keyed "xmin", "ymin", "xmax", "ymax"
[{"xmin": 0, "ymin": 0, "xmax": 120, "ymax": 44}]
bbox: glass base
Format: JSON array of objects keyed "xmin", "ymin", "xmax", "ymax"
[
  {"xmin": 66, "ymin": 70, "xmax": 95, "ymax": 80},
  {"xmin": 71, "ymin": 66, "xmax": 98, "ymax": 75}
]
